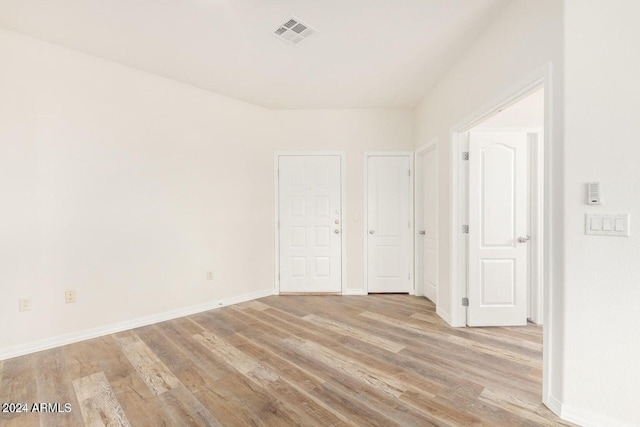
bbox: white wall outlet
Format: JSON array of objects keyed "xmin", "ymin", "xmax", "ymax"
[
  {"xmin": 65, "ymin": 289, "xmax": 76, "ymax": 304},
  {"xmin": 19, "ymin": 297, "xmax": 32, "ymax": 311},
  {"xmin": 207, "ymin": 271, "xmax": 214, "ymax": 281}
]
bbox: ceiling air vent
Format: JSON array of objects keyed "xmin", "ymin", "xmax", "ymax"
[{"xmin": 273, "ymin": 16, "xmax": 317, "ymax": 46}]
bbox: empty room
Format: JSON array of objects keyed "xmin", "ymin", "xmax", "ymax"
[{"xmin": 1, "ymin": 1, "xmax": 639, "ymax": 426}]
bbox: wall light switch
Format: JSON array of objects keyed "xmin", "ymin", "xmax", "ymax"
[{"xmin": 585, "ymin": 213, "xmax": 630, "ymax": 236}]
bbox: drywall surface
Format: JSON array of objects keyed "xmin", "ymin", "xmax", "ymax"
[
  {"xmin": 0, "ymin": 28, "xmax": 412, "ymax": 357},
  {"xmin": 413, "ymin": 0, "xmax": 564, "ymax": 406},
  {"xmin": 562, "ymin": 1, "xmax": 640, "ymax": 425}
]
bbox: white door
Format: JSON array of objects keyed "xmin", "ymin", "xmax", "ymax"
[
  {"xmin": 467, "ymin": 130, "xmax": 529, "ymax": 326},
  {"xmin": 278, "ymin": 155, "xmax": 342, "ymax": 293},
  {"xmin": 367, "ymin": 155, "xmax": 412, "ymax": 293},
  {"xmin": 418, "ymin": 146, "xmax": 438, "ymax": 303}
]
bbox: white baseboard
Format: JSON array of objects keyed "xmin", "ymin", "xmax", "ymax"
[
  {"xmin": 546, "ymin": 393, "xmax": 635, "ymax": 427},
  {"xmin": 0, "ymin": 288, "xmax": 274, "ymax": 361},
  {"xmin": 561, "ymin": 402, "xmax": 634, "ymax": 427},
  {"xmin": 545, "ymin": 394, "xmax": 563, "ymax": 416},
  {"xmin": 343, "ymin": 289, "xmax": 367, "ymax": 295},
  {"xmin": 436, "ymin": 306, "xmax": 452, "ymax": 325}
]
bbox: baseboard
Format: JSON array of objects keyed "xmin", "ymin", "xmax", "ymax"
[
  {"xmin": 436, "ymin": 306, "xmax": 452, "ymax": 325},
  {"xmin": 545, "ymin": 394, "xmax": 563, "ymax": 416},
  {"xmin": 0, "ymin": 288, "xmax": 274, "ymax": 361},
  {"xmin": 561, "ymin": 402, "xmax": 635, "ymax": 427},
  {"xmin": 546, "ymin": 393, "xmax": 635, "ymax": 427},
  {"xmin": 343, "ymin": 289, "xmax": 367, "ymax": 295}
]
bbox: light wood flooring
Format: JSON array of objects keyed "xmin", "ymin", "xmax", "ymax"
[{"xmin": 0, "ymin": 295, "xmax": 575, "ymax": 426}]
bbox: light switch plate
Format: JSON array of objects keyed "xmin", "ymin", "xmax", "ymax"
[{"xmin": 585, "ymin": 213, "xmax": 630, "ymax": 236}]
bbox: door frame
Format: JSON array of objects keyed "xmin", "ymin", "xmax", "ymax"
[
  {"xmin": 363, "ymin": 151, "xmax": 414, "ymax": 294},
  {"xmin": 414, "ymin": 140, "xmax": 439, "ymax": 304},
  {"xmin": 273, "ymin": 152, "xmax": 347, "ymax": 295},
  {"xmin": 449, "ymin": 63, "xmax": 553, "ymax": 406}
]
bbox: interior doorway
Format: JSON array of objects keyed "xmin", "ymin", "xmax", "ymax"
[
  {"xmin": 415, "ymin": 141, "xmax": 438, "ymax": 304},
  {"xmin": 449, "ymin": 68, "xmax": 553, "ymax": 407},
  {"xmin": 463, "ymin": 88, "xmax": 544, "ymax": 326}
]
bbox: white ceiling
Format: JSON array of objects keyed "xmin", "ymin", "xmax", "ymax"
[{"xmin": 0, "ymin": 0, "xmax": 511, "ymax": 109}]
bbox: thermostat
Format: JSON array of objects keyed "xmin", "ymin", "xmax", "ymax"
[{"xmin": 587, "ymin": 182, "xmax": 600, "ymax": 205}]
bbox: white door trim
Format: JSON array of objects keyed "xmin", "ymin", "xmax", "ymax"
[
  {"xmin": 449, "ymin": 63, "xmax": 554, "ymax": 410},
  {"xmin": 364, "ymin": 151, "xmax": 414, "ymax": 294},
  {"xmin": 414, "ymin": 140, "xmax": 439, "ymax": 303},
  {"xmin": 274, "ymin": 152, "xmax": 347, "ymax": 294}
]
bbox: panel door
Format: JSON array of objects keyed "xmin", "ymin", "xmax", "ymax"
[
  {"xmin": 467, "ymin": 131, "xmax": 529, "ymax": 326},
  {"xmin": 419, "ymin": 147, "xmax": 438, "ymax": 303},
  {"xmin": 367, "ymin": 155, "xmax": 412, "ymax": 293},
  {"xmin": 278, "ymin": 155, "xmax": 342, "ymax": 293}
]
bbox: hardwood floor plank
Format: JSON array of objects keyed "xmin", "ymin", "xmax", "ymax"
[
  {"xmin": 72, "ymin": 371, "xmax": 131, "ymax": 426},
  {"xmin": 302, "ymin": 313, "xmax": 405, "ymax": 353},
  {"xmin": 32, "ymin": 347, "xmax": 84, "ymax": 427},
  {"xmin": 194, "ymin": 332, "xmax": 280, "ymax": 385},
  {"xmin": 115, "ymin": 333, "xmax": 181, "ymax": 396},
  {"xmin": 157, "ymin": 386, "xmax": 221, "ymax": 427},
  {"xmin": 0, "ymin": 354, "xmax": 40, "ymax": 427}
]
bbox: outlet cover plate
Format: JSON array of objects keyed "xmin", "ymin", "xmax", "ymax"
[
  {"xmin": 65, "ymin": 289, "xmax": 76, "ymax": 304},
  {"xmin": 19, "ymin": 297, "xmax": 32, "ymax": 311}
]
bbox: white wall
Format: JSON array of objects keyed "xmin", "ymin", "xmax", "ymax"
[
  {"xmin": 562, "ymin": 1, "xmax": 640, "ymax": 426},
  {"xmin": 413, "ymin": 0, "xmax": 565, "ymax": 411},
  {"xmin": 475, "ymin": 87, "xmax": 544, "ymax": 128},
  {"xmin": 0, "ymin": 28, "xmax": 413, "ymax": 358}
]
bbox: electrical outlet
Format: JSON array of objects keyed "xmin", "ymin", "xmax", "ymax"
[
  {"xmin": 65, "ymin": 289, "xmax": 76, "ymax": 304},
  {"xmin": 207, "ymin": 271, "xmax": 214, "ymax": 281},
  {"xmin": 19, "ymin": 297, "xmax": 32, "ymax": 312}
]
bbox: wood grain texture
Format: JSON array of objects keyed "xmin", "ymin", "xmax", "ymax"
[
  {"xmin": 116, "ymin": 332, "xmax": 181, "ymax": 396},
  {"xmin": 0, "ymin": 295, "xmax": 575, "ymax": 426},
  {"xmin": 72, "ymin": 372, "xmax": 131, "ymax": 426}
]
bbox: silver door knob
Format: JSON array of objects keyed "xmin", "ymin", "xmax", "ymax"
[
  {"xmin": 369, "ymin": 230, "xmax": 375, "ymax": 234},
  {"xmin": 419, "ymin": 230, "xmax": 426, "ymax": 235},
  {"xmin": 517, "ymin": 235, "xmax": 531, "ymax": 243},
  {"xmin": 334, "ymin": 219, "xmax": 340, "ymax": 224},
  {"xmin": 334, "ymin": 229, "xmax": 340, "ymax": 234}
]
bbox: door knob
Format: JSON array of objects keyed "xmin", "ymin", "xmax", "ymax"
[
  {"xmin": 419, "ymin": 230, "xmax": 426, "ymax": 235},
  {"xmin": 517, "ymin": 235, "xmax": 531, "ymax": 243},
  {"xmin": 369, "ymin": 230, "xmax": 375, "ymax": 234},
  {"xmin": 334, "ymin": 229, "xmax": 340, "ymax": 234}
]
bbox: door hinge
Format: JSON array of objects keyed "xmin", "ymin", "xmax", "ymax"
[
  {"xmin": 462, "ymin": 225, "xmax": 469, "ymax": 234},
  {"xmin": 408, "ymin": 169, "xmax": 411, "ymax": 177},
  {"xmin": 462, "ymin": 297, "xmax": 469, "ymax": 307},
  {"xmin": 462, "ymin": 152, "xmax": 469, "ymax": 161}
]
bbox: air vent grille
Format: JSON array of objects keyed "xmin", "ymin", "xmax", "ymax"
[{"xmin": 273, "ymin": 16, "xmax": 317, "ymax": 46}]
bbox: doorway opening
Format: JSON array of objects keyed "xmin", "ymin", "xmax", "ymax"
[{"xmin": 449, "ymin": 65, "xmax": 553, "ymax": 407}]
